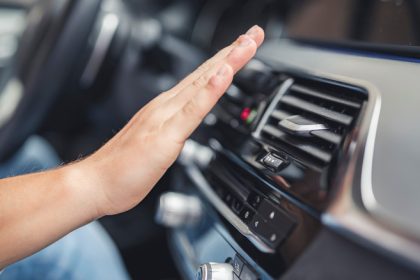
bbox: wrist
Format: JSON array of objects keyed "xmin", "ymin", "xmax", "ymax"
[{"xmin": 57, "ymin": 160, "xmax": 105, "ymax": 221}]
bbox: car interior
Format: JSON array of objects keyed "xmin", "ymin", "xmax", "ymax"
[{"xmin": 1, "ymin": 0, "xmax": 420, "ymax": 279}]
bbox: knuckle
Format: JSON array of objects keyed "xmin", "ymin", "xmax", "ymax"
[
  {"xmin": 227, "ymin": 52, "xmax": 242, "ymax": 66},
  {"xmin": 182, "ymin": 99, "xmax": 204, "ymax": 119},
  {"xmin": 182, "ymin": 100, "xmax": 197, "ymax": 115},
  {"xmin": 237, "ymin": 34, "xmax": 248, "ymax": 42},
  {"xmin": 193, "ymin": 74, "xmax": 210, "ymax": 89}
]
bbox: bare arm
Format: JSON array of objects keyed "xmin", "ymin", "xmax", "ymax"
[{"xmin": 0, "ymin": 26, "xmax": 264, "ymax": 268}]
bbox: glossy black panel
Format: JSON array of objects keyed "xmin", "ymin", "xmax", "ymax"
[{"xmin": 201, "ymin": 153, "xmax": 320, "ymax": 277}]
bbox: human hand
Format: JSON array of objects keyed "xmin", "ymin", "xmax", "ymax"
[{"xmin": 76, "ymin": 26, "xmax": 265, "ymax": 217}]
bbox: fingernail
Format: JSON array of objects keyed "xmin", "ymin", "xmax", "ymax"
[
  {"xmin": 239, "ymin": 36, "xmax": 252, "ymax": 47},
  {"xmin": 246, "ymin": 25, "xmax": 259, "ymax": 36},
  {"xmin": 217, "ymin": 64, "xmax": 229, "ymax": 76}
]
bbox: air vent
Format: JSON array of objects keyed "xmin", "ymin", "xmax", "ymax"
[{"xmin": 258, "ymin": 77, "xmax": 367, "ymax": 166}]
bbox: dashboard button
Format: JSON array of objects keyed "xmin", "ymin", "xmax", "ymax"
[
  {"xmin": 224, "ymin": 192, "xmax": 234, "ymax": 204},
  {"xmin": 231, "ymin": 197, "xmax": 244, "ymax": 214},
  {"xmin": 257, "ymin": 200, "xmax": 295, "ymax": 236},
  {"xmin": 239, "ymin": 207, "xmax": 255, "ymax": 224},
  {"xmin": 250, "ymin": 216, "xmax": 263, "ymax": 231},
  {"xmin": 260, "ymin": 153, "xmax": 287, "ymax": 172},
  {"xmin": 250, "ymin": 215, "xmax": 284, "ymax": 248},
  {"xmin": 247, "ymin": 193, "xmax": 262, "ymax": 209}
]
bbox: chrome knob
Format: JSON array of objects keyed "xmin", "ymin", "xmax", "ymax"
[
  {"xmin": 178, "ymin": 139, "xmax": 213, "ymax": 168},
  {"xmin": 196, "ymin": 263, "xmax": 234, "ymax": 280},
  {"xmin": 155, "ymin": 192, "xmax": 202, "ymax": 227}
]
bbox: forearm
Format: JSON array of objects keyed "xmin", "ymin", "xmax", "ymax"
[
  {"xmin": 0, "ymin": 25, "xmax": 264, "ymax": 270},
  {"xmin": 0, "ymin": 163, "xmax": 99, "ymax": 268}
]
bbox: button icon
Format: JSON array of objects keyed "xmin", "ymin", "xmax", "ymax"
[
  {"xmin": 260, "ymin": 153, "xmax": 287, "ymax": 172},
  {"xmin": 270, "ymin": 233, "xmax": 277, "ymax": 242}
]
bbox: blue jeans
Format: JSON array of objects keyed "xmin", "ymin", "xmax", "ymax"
[{"xmin": 0, "ymin": 136, "xmax": 130, "ymax": 280}]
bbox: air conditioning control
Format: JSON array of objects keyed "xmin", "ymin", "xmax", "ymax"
[
  {"xmin": 196, "ymin": 263, "xmax": 234, "ymax": 280},
  {"xmin": 155, "ymin": 192, "xmax": 202, "ymax": 228}
]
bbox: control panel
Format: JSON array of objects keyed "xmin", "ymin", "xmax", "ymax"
[
  {"xmin": 205, "ymin": 157, "xmax": 296, "ymax": 250},
  {"xmin": 162, "ymin": 58, "xmax": 368, "ymax": 279}
]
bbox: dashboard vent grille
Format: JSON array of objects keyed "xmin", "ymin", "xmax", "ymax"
[{"xmin": 259, "ymin": 77, "xmax": 367, "ymax": 166}]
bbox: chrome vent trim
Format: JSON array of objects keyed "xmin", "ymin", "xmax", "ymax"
[
  {"xmin": 253, "ymin": 78, "xmax": 294, "ymax": 137},
  {"xmin": 255, "ymin": 76, "xmax": 367, "ymax": 166}
]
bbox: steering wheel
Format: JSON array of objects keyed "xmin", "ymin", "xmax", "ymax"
[{"xmin": 0, "ymin": 0, "xmax": 127, "ymax": 162}]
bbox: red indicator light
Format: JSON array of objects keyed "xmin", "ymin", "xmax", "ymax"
[
  {"xmin": 240, "ymin": 107, "xmax": 257, "ymax": 124},
  {"xmin": 240, "ymin": 107, "xmax": 251, "ymax": 121}
]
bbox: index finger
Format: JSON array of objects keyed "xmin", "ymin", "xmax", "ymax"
[
  {"xmin": 168, "ymin": 25, "xmax": 264, "ymax": 95},
  {"xmin": 162, "ymin": 31, "xmax": 262, "ymax": 143}
]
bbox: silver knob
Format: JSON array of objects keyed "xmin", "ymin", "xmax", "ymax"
[
  {"xmin": 155, "ymin": 192, "xmax": 202, "ymax": 228},
  {"xmin": 178, "ymin": 139, "xmax": 214, "ymax": 168},
  {"xmin": 196, "ymin": 263, "xmax": 234, "ymax": 280}
]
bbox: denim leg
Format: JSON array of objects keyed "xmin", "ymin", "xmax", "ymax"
[
  {"xmin": 0, "ymin": 135, "xmax": 61, "ymax": 177},
  {"xmin": 2, "ymin": 222, "xmax": 130, "ymax": 280},
  {"xmin": 0, "ymin": 136, "xmax": 130, "ymax": 280}
]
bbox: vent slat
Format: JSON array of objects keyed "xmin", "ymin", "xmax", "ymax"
[
  {"xmin": 271, "ymin": 109, "xmax": 291, "ymax": 120},
  {"xmin": 310, "ymin": 130, "xmax": 342, "ymax": 145},
  {"xmin": 262, "ymin": 125, "xmax": 332, "ymax": 163},
  {"xmin": 281, "ymin": 95, "xmax": 353, "ymax": 126},
  {"xmin": 270, "ymin": 110, "xmax": 342, "ymax": 145},
  {"xmin": 291, "ymin": 84, "xmax": 362, "ymax": 109}
]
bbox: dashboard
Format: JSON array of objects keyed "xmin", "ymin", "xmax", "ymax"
[{"xmin": 156, "ymin": 38, "xmax": 420, "ymax": 280}]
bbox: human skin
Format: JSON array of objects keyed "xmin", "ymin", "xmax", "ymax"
[{"xmin": 0, "ymin": 26, "xmax": 264, "ymax": 268}]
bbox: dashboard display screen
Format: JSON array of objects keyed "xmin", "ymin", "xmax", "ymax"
[{"xmin": 284, "ymin": 0, "xmax": 420, "ymax": 57}]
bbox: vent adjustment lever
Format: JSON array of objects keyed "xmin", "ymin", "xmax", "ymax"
[{"xmin": 278, "ymin": 115, "xmax": 327, "ymax": 137}]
